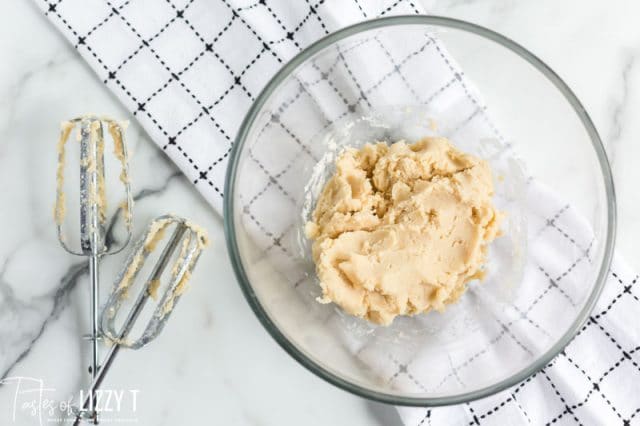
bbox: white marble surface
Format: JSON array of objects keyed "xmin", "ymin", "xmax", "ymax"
[{"xmin": 0, "ymin": 1, "xmax": 638, "ymax": 425}]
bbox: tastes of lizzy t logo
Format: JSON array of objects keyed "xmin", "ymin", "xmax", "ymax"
[{"xmin": 0, "ymin": 376, "xmax": 140, "ymax": 425}]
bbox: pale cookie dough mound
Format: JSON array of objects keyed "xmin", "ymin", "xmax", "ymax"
[{"xmin": 305, "ymin": 137, "xmax": 503, "ymax": 325}]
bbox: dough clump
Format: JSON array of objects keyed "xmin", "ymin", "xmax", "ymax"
[{"xmin": 306, "ymin": 137, "xmax": 503, "ymax": 325}]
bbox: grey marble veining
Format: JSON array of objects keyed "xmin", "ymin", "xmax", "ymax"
[
  {"xmin": 606, "ymin": 51, "xmax": 637, "ymax": 168},
  {"xmin": 0, "ymin": 1, "xmax": 638, "ymax": 425}
]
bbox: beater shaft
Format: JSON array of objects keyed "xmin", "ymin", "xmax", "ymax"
[
  {"xmin": 88, "ymin": 254, "xmax": 100, "ymax": 385},
  {"xmin": 79, "ymin": 118, "xmax": 106, "ymax": 417},
  {"xmin": 78, "ymin": 118, "xmax": 106, "ymax": 253}
]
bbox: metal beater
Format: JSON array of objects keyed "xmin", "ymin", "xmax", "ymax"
[
  {"xmin": 73, "ymin": 215, "xmax": 208, "ymax": 424},
  {"xmin": 54, "ymin": 115, "xmax": 134, "ymax": 417}
]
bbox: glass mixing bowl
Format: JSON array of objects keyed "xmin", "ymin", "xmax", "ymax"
[{"xmin": 224, "ymin": 16, "xmax": 615, "ymax": 406}]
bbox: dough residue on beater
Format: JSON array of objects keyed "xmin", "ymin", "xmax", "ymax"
[
  {"xmin": 88, "ymin": 120, "xmax": 108, "ymax": 226},
  {"xmin": 160, "ymin": 270, "xmax": 191, "ymax": 318},
  {"xmin": 185, "ymin": 220, "xmax": 210, "ymax": 249},
  {"xmin": 54, "ymin": 121, "xmax": 75, "ymax": 225},
  {"xmin": 148, "ymin": 278, "xmax": 161, "ymax": 300},
  {"xmin": 119, "ymin": 199, "xmax": 133, "ymax": 229},
  {"xmin": 96, "ymin": 124, "xmax": 107, "ymax": 225},
  {"xmin": 117, "ymin": 217, "xmax": 173, "ymax": 296},
  {"xmin": 107, "ymin": 121, "xmax": 130, "ymax": 185},
  {"xmin": 160, "ymin": 221, "xmax": 209, "ymax": 319},
  {"xmin": 108, "ymin": 121, "xmax": 134, "ymax": 230},
  {"xmin": 306, "ymin": 137, "xmax": 503, "ymax": 325},
  {"xmin": 143, "ymin": 218, "xmax": 171, "ymax": 252}
]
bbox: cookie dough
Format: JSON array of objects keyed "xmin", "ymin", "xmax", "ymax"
[{"xmin": 306, "ymin": 137, "xmax": 502, "ymax": 325}]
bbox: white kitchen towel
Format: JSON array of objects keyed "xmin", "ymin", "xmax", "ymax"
[{"xmin": 36, "ymin": 0, "xmax": 640, "ymax": 424}]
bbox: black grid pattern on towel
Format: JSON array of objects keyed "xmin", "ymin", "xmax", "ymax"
[
  {"xmin": 41, "ymin": 0, "xmax": 423, "ymax": 208},
  {"xmin": 38, "ymin": 0, "xmax": 639, "ymax": 424}
]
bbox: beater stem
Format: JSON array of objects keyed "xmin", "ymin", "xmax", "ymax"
[
  {"xmin": 73, "ymin": 343, "xmax": 119, "ymax": 425},
  {"xmin": 88, "ymin": 254, "xmax": 100, "ymax": 413}
]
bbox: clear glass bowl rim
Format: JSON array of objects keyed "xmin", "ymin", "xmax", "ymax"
[{"xmin": 223, "ymin": 15, "xmax": 616, "ymax": 407}]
